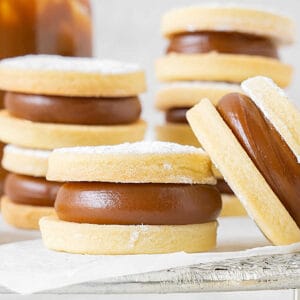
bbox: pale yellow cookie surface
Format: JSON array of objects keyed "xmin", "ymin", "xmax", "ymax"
[
  {"xmin": 1, "ymin": 196, "xmax": 56, "ymax": 230},
  {"xmin": 242, "ymin": 76, "xmax": 300, "ymax": 163},
  {"xmin": 47, "ymin": 141, "xmax": 215, "ymax": 184},
  {"xmin": 220, "ymin": 195, "xmax": 247, "ymax": 217},
  {"xmin": 0, "ymin": 55, "xmax": 146, "ymax": 97},
  {"xmin": 156, "ymin": 82, "xmax": 242, "ymax": 110},
  {"xmin": 40, "ymin": 216, "xmax": 217, "ymax": 254},
  {"xmin": 155, "ymin": 124, "xmax": 199, "ymax": 147},
  {"xmin": 0, "ymin": 111, "xmax": 146, "ymax": 150},
  {"xmin": 162, "ymin": 6, "xmax": 295, "ymax": 44},
  {"xmin": 187, "ymin": 99, "xmax": 300, "ymax": 245},
  {"xmin": 2, "ymin": 145, "xmax": 50, "ymax": 177},
  {"xmin": 156, "ymin": 53, "xmax": 292, "ymax": 88}
]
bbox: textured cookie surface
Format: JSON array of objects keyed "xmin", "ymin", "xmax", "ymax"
[
  {"xmin": 40, "ymin": 216, "xmax": 217, "ymax": 254},
  {"xmin": 1, "ymin": 196, "xmax": 56, "ymax": 230},
  {"xmin": 0, "ymin": 111, "xmax": 146, "ymax": 150},
  {"xmin": 47, "ymin": 141, "xmax": 215, "ymax": 184},
  {"xmin": 2, "ymin": 145, "xmax": 50, "ymax": 177},
  {"xmin": 156, "ymin": 82, "xmax": 242, "ymax": 110},
  {"xmin": 156, "ymin": 53, "xmax": 292, "ymax": 88},
  {"xmin": 187, "ymin": 99, "xmax": 300, "ymax": 245},
  {"xmin": 242, "ymin": 76, "xmax": 300, "ymax": 162},
  {"xmin": 162, "ymin": 6, "xmax": 295, "ymax": 44},
  {"xmin": 156, "ymin": 124, "xmax": 200, "ymax": 147},
  {"xmin": 0, "ymin": 55, "xmax": 146, "ymax": 97}
]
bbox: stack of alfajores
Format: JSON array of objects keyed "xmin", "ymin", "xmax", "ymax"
[
  {"xmin": 0, "ymin": 55, "xmax": 147, "ymax": 229},
  {"xmin": 155, "ymin": 6, "xmax": 295, "ymax": 216}
]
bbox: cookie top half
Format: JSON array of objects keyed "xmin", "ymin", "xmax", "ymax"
[
  {"xmin": 162, "ymin": 6, "xmax": 295, "ymax": 45},
  {"xmin": 47, "ymin": 141, "xmax": 215, "ymax": 184},
  {"xmin": 0, "ymin": 55, "xmax": 146, "ymax": 97}
]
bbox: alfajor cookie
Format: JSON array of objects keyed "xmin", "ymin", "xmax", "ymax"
[
  {"xmin": 155, "ymin": 82, "xmax": 242, "ymax": 147},
  {"xmin": 156, "ymin": 6, "xmax": 294, "ymax": 87},
  {"xmin": 0, "ymin": 55, "xmax": 147, "ymax": 149},
  {"xmin": 40, "ymin": 141, "xmax": 221, "ymax": 255},
  {"xmin": 1, "ymin": 145, "xmax": 59, "ymax": 229},
  {"xmin": 187, "ymin": 76, "xmax": 300, "ymax": 245}
]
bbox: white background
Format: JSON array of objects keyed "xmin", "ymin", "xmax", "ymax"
[{"xmin": 91, "ymin": 0, "xmax": 300, "ymax": 135}]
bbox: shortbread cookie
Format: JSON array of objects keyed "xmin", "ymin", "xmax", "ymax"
[
  {"xmin": 0, "ymin": 111, "xmax": 146, "ymax": 149},
  {"xmin": 155, "ymin": 124, "xmax": 199, "ymax": 147},
  {"xmin": 47, "ymin": 141, "xmax": 215, "ymax": 184},
  {"xmin": 40, "ymin": 216, "xmax": 217, "ymax": 255},
  {"xmin": 162, "ymin": 6, "xmax": 295, "ymax": 44},
  {"xmin": 156, "ymin": 53, "xmax": 292, "ymax": 87},
  {"xmin": 187, "ymin": 77, "xmax": 300, "ymax": 245},
  {"xmin": 0, "ymin": 55, "xmax": 146, "ymax": 97},
  {"xmin": 220, "ymin": 195, "xmax": 247, "ymax": 217},
  {"xmin": 41, "ymin": 141, "xmax": 221, "ymax": 254},
  {"xmin": 156, "ymin": 82, "xmax": 242, "ymax": 110},
  {"xmin": 3, "ymin": 145, "xmax": 50, "ymax": 177},
  {"xmin": 1, "ymin": 196, "xmax": 56, "ymax": 230}
]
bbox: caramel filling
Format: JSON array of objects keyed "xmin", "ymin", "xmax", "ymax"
[
  {"xmin": 4, "ymin": 173, "xmax": 61, "ymax": 207},
  {"xmin": 5, "ymin": 92, "xmax": 141, "ymax": 125},
  {"xmin": 166, "ymin": 107, "xmax": 189, "ymax": 123},
  {"xmin": 217, "ymin": 93, "xmax": 300, "ymax": 226},
  {"xmin": 167, "ymin": 31, "xmax": 278, "ymax": 58},
  {"xmin": 0, "ymin": 142, "xmax": 7, "ymax": 196},
  {"xmin": 216, "ymin": 179, "xmax": 234, "ymax": 195},
  {"xmin": 55, "ymin": 182, "xmax": 222, "ymax": 225}
]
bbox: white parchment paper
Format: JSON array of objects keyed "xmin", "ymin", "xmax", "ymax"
[{"xmin": 0, "ymin": 217, "xmax": 299, "ymax": 294}]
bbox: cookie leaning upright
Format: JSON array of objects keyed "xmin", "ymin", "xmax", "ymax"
[
  {"xmin": 41, "ymin": 141, "xmax": 221, "ymax": 255},
  {"xmin": 0, "ymin": 55, "xmax": 147, "ymax": 149},
  {"xmin": 187, "ymin": 76, "xmax": 300, "ymax": 245},
  {"xmin": 157, "ymin": 6, "xmax": 294, "ymax": 87}
]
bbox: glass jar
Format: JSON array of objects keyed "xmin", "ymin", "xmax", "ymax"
[{"xmin": 0, "ymin": 0, "xmax": 92, "ymax": 58}]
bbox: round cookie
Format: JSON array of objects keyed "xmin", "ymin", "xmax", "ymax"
[
  {"xmin": 47, "ymin": 141, "xmax": 215, "ymax": 184},
  {"xmin": 156, "ymin": 82, "xmax": 242, "ymax": 110},
  {"xmin": 155, "ymin": 124, "xmax": 199, "ymax": 147},
  {"xmin": 41, "ymin": 141, "xmax": 220, "ymax": 254},
  {"xmin": 0, "ymin": 111, "xmax": 146, "ymax": 150},
  {"xmin": 40, "ymin": 217, "xmax": 217, "ymax": 255},
  {"xmin": 0, "ymin": 55, "xmax": 146, "ymax": 97},
  {"xmin": 162, "ymin": 6, "xmax": 295, "ymax": 45},
  {"xmin": 3, "ymin": 145, "xmax": 50, "ymax": 177},
  {"xmin": 1, "ymin": 196, "xmax": 56, "ymax": 230},
  {"xmin": 156, "ymin": 53, "xmax": 292, "ymax": 88},
  {"xmin": 186, "ymin": 77, "xmax": 300, "ymax": 245}
]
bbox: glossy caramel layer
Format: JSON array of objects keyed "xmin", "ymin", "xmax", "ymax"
[
  {"xmin": 5, "ymin": 92, "xmax": 141, "ymax": 125},
  {"xmin": 166, "ymin": 107, "xmax": 189, "ymax": 123},
  {"xmin": 217, "ymin": 93, "xmax": 300, "ymax": 226},
  {"xmin": 55, "ymin": 182, "xmax": 222, "ymax": 225},
  {"xmin": 167, "ymin": 31, "xmax": 278, "ymax": 58},
  {"xmin": 4, "ymin": 173, "xmax": 61, "ymax": 207}
]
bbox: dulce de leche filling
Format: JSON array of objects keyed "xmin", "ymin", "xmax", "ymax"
[
  {"xmin": 167, "ymin": 31, "xmax": 278, "ymax": 58},
  {"xmin": 4, "ymin": 92, "xmax": 141, "ymax": 125},
  {"xmin": 55, "ymin": 182, "xmax": 222, "ymax": 225},
  {"xmin": 217, "ymin": 93, "xmax": 300, "ymax": 226},
  {"xmin": 4, "ymin": 173, "xmax": 61, "ymax": 207},
  {"xmin": 166, "ymin": 107, "xmax": 189, "ymax": 123},
  {"xmin": 216, "ymin": 179, "xmax": 234, "ymax": 195}
]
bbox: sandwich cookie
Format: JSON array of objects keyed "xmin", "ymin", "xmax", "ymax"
[
  {"xmin": 0, "ymin": 55, "xmax": 147, "ymax": 149},
  {"xmin": 156, "ymin": 6, "xmax": 294, "ymax": 87},
  {"xmin": 187, "ymin": 76, "xmax": 300, "ymax": 245},
  {"xmin": 212, "ymin": 166, "xmax": 246, "ymax": 217},
  {"xmin": 40, "ymin": 141, "xmax": 222, "ymax": 254},
  {"xmin": 155, "ymin": 82, "xmax": 242, "ymax": 146},
  {"xmin": 1, "ymin": 145, "xmax": 60, "ymax": 229}
]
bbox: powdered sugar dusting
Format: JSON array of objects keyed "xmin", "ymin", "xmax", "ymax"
[
  {"xmin": 53, "ymin": 141, "xmax": 206, "ymax": 156},
  {"xmin": 4, "ymin": 145, "xmax": 50, "ymax": 158},
  {"xmin": 0, "ymin": 55, "xmax": 142, "ymax": 75}
]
